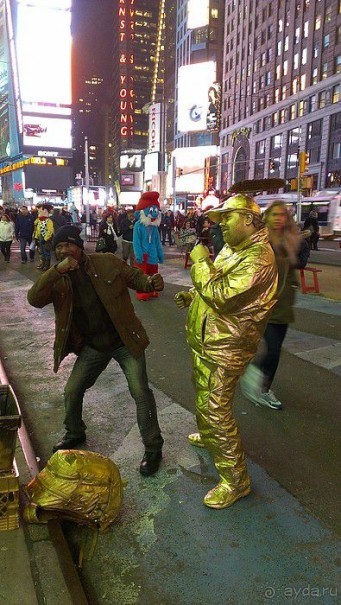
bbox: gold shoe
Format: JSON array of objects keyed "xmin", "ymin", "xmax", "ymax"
[
  {"xmin": 203, "ymin": 481, "xmax": 251, "ymax": 509},
  {"xmin": 187, "ymin": 433, "xmax": 205, "ymax": 448}
]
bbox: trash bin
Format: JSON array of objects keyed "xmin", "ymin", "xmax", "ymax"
[{"xmin": 0, "ymin": 385, "xmax": 21, "ymax": 472}]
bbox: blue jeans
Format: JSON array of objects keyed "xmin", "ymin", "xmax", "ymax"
[
  {"xmin": 63, "ymin": 345, "xmax": 164, "ymax": 452},
  {"xmin": 19, "ymin": 237, "xmax": 34, "ymax": 261}
]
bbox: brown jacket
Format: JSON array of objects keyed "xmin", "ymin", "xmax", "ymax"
[{"xmin": 27, "ymin": 252, "xmax": 156, "ymax": 372}]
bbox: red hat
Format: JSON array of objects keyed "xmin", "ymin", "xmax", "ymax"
[{"xmin": 136, "ymin": 191, "xmax": 160, "ymax": 211}]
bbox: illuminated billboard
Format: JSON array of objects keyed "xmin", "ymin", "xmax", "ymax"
[
  {"xmin": 23, "ymin": 116, "xmax": 72, "ymax": 149},
  {"xmin": 187, "ymin": 0, "xmax": 209, "ymax": 30},
  {"xmin": 177, "ymin": 62, "xmax": 218, "ymax": 133},
  {"xmin": 16, "ymin": 0, "xmax": 72, "ymax": 109},
  {"xmin": 120, "ymin": 153, "xmax": 143, "ymax": 172}
]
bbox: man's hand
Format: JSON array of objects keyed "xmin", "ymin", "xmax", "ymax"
[
  {"xmin": 190, "ymin": 243, "xmax": 210, "ymax": 263},
  {"xmin": 56, "ymin": 257, "xmax": 80, "ymax": 274},
  {"xmin": 149, "ymin": 273, "xmax": 164, "ymax": 292},
  {"xmin": 174, "ymin": 291, "xmax": 192, "ymax": 309}
]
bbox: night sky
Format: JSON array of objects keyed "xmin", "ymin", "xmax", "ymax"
[{"xmin": 72, "ymin": 0, "xmax": 113, "ymax": 81}]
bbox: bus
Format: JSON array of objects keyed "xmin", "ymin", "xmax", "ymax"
[{"xmin": 254, "ymin": 191, "xmax": 341, "ymax": 237}]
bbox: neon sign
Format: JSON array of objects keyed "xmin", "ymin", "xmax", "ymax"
[{"xmin": 118, "ymin": 0, "xmax": 135, "ymax": 141}]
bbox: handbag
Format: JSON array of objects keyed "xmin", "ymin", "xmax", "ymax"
[{"xmin": 95, "ymin": 237, "xmax": 107, "ymax": 252}]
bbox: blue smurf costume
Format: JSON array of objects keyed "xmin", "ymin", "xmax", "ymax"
[{"xmin": 133, "ymin": 191, "xmax": 164, "ymax": 300}]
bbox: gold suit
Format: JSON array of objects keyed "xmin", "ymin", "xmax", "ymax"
[{"xmin": 187, "ymin": 228, "xmax": 277, "ymax": 500}]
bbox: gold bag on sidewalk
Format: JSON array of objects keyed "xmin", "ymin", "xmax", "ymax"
[{"xmin": 23, "ymin": 449, "xmax": 123, "ymax": 532}]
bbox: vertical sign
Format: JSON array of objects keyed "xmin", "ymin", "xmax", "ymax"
[
  {"xmin": 0, "ymin": 0, "xmax": 9, "ymax": 159},
  {"xmin": 118, "ymin": 0, "xmax": 135, "ymax": 145},
  {"xmin": 148, "ymin": 103, "xmax": 161, "ymax": 152}
]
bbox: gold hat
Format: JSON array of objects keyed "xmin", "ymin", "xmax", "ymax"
[{"xmin": 206, "ymin": 194, "xmax": 261, "ymax": 224}]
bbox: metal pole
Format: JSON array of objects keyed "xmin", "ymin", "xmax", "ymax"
[
  {"xmin": 297, "ymin": 146, "xmax": 302, "ymax": 224},
  {"xmin": 172, "ymin": 155, "xmax": 176, "ymax": 212},
  {"xmin": 84, "ymin": 136, "xmax": 90, "ymax": 225}
]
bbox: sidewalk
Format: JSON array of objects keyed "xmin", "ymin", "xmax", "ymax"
[{"xmin": 0, "ymin": 242, "xmax": 340, "ymax": 605}]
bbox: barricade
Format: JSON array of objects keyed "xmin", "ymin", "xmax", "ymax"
[
  {"xmin": 0, "ymin": 459, "xmax": 20, "ymax": 531},
  {"xmin": 0, "ymin": 384, "xmax": 21, "ymax": 472},
  {"xmin": 300, "ymin": 267, "xmax": 322, "ymax": 294}
]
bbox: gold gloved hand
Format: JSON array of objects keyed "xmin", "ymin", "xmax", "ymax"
[
  {"xmin": 174, "ymin": 291, "xmax": 192, "ymax": 309},
  {"xmin": 190, "ymin": 243, "xmax": 210, "ymax": 263}
]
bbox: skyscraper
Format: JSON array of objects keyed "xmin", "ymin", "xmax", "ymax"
[
  {"xmin": 220, "ymin": 0, "xmax": 341, "ymax": 192},
  {"xmin": 113, "ymin": 0, "xmax": 162, "ymax": 202}
]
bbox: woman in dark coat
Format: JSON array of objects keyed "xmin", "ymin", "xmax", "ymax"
[
  {"xmin": 98, "ymin": 214, "xmax": 119, "ymax": 254},
  {"xmin": 240, "ymin": 201, "xmax": 310, "ymax": 410}
]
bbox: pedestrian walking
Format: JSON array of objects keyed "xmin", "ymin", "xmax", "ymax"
[
  {"xmin": 174, "ymin": 194, "xmax": 278, "ymax": 509},
  {"xmin": 240, "ymin": 201, "xmax": 310, "ymax": 410},
  {"xmin": 27, "ymin": 225, "xmax": 165, "ymax": 476},
  {"xmin": 98, "ymin": 214, "xmax": 119, "ymax": 254},
  {"xmin": 0, "ymin": 214, "xmax": 15, "ymax": 262},
  {"xmin": 303, "ymin": 210, "xmax": 320, "ymax": 250},
  {"xmin": 33, "ymin": 205, "xmax": 54, "ymax": 271},
  {"xmin": 15, "ymin": 205, "xmax": 35, "ymax": 263},
  {"xmin": 120, "ymin": 209, "xmax": 136, "ymax": 266}
]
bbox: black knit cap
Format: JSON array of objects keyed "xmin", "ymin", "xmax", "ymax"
[{"xmin": 52, "ymin": 225, "xmax": 84, "ymax": 250}]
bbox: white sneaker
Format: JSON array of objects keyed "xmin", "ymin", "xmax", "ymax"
[
  {"xmin": 256, "ymin": 390, "xmax": 282, "ymax": 410},
  {"xmin": 239, "ymin": 364, "xmax": 264, "ymax": 404}
]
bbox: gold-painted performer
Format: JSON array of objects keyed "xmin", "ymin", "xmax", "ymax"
[{"xmin": 174, "ymin": 194, "xmax": 278, "ymax": 509}]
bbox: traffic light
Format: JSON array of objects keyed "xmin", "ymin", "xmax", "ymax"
[
  {"xmin": 299, "ymin": 151, "xmax": 309, "ymax": 175},
  {"xmin": 176, "ymin": 167, "xmax": 183, "ymax": 177}
]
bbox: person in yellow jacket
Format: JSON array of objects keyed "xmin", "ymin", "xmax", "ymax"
[
  {"xmin": 174, "ymin": 194, "xmax": 278, "ymax": 509},
  {"xmin": 33, "ymin": 205, "xmax": 54, "ymax": 271}
]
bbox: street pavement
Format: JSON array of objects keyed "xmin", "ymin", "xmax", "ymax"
[{"xmin": 0, "ymin": 240, "xmax": 340, "ymax": 605}]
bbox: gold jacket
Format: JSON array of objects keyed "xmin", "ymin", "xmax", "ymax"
[{"xmin": 186, "ymin": 228, "xmax": 278, "ymax": 374}]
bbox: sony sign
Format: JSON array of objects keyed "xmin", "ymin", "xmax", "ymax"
[
  {"xmin": 148, "ymin": 103, "xmax": 161, "ymax": 153},
  {"xmin": 37, "ymin": 150, "xmax": 59, "ymax": 157}
]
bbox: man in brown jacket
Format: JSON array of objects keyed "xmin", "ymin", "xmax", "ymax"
[{"xmin": 27, "ymin": 225, "xmax": 164, "ymax": 476}]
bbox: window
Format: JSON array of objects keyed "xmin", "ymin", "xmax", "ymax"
[
  {"xmin": 294, "ymin": 53, "xmax": 299, "ymax": 69},
  {"xmin": 275, "ymin": 88, "xmax": 280, "ymax": 102},
  {"xmin": 290, "ymin": 104, "xmax": 297, "ymax": 120},
  {"xmin": 309, "ymin": 95, "xmax": 317, "ymax": 112},
  {"xmin": 271, "ymin": 134, "xmax": 282, "ymax": 151},
  {"xmin": 299, "ymin": 100, "xmax": 305, "ymax": 116},
  {"xmin": 266, "ymin": 72, "xmax": 271, "ymax": 85},
  {"xmin": 277, "ymin": 41, "xmax": 282, "ymax": 56},
  {"xmin": 304, "ymin": 21, "xmax": 309, "ymax": 38},
  {"xmin": 284, "ymin": 36, "xmax": 289, "ymax": 51},
  {"xmin": 337, "ymin": 26, "xmax": 341, "ymax": 45},
  {"xmin": 287, "ymin": 153, "xmax": 298, "ymax": 170},
  {"xmin": 280, "ymin": 108, "xmax": 286, "ymax": 124},
  {"xmin": 319, "ymin": 91, "xmax": 327, "ymax": 108},
  {"xmin": 256, "ymin": 140, "xmax": 266, "ymax": 155},
  {"xmin": 288, "ymin": 127, "xmax": 300, "ymax": 145},
  {"xmin": 332, "ymin": 142, "xmax": 341, "ymax": 160},
  {"xmin": 272, "ymin": 112, "xmax": 279, "ymax": 126},
  {"xmin": 302, "ymin": 48, "xmax": 307, "ymax": 65},
  {"xmin": 335, "ymin": 56, "xmax": 341, "ymax": 74},
  {"xmin": 276, "ymin": 64, "xmax": 281, "ymax": 79},
  {"xmin": 282, "ymin": 84, "xmax": 287, "ymax": 100},
  {"xmin": 292, "ymin": 77, "xmax": 299, "ymax": 94},
  {"xmin": 322, "ymin": 63, "xmax": 328, "ymax": 79},
  {"xmin": 253, "ymin": 80, "xmax": 257, "ymax": 93},
  {"xmin": 325, "ymin": 6, "xmax": 332, "ymax": 23},
  {"xmin": 295, "ymin": 28, "xmax": 300, "ymax": 44},
  {"xmin": 308, "ymin": 120, "xmax": 322, "ymax": 138},
  {"xmin": 332, "ymin": 84, "xmax": 340, "ymax": 104},
  {"xmin": 283, "ymin": 60, "xmax": 288, "ymax": 75},
  {"xmin": 301, "ymin": 74, "xmax": 306, "ymax": 90},
  {"xmin": 315, "ymin": 15, "xmax": 321, "ymax": 30},
  {"xmin": 211, "ymin": 8, "xmax": 218, "ymax": 18},
  {"xmin": 267, "ymin": 48, "xmax": 272, "ymax": 62},
  {"xmin": 278, "ymin": 19, "xmax": 283, "ymax": 32},
  {"xmin": 312, "ymin": 67, "xmax": 318, "ymax": 84},
  {"xmin": 313, "ymin": 45, "xmax": 319, "ymax": 58},
  {"xmin": 323, "ymin": 35, "xmax": 330, "ymax": 49},
  {"xmin": 261, "ymin": 52, "xmax": 266, "ymax": 66}
]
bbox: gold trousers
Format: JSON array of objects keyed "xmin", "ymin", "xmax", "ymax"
[{"xmin": 192, "ymin": 352, "xmax": 249, "ymax": 488}]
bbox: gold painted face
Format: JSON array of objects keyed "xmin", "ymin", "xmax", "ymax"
[{"xmin": 219, "ymin": 211, "xmax": 251, "ymax": 248}]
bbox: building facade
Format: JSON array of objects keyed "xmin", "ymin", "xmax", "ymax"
[
  {"xmin": 220, "ymin": 0, "xmax": 341, "ymax": 194},
  {"xmin": 113, "ymin": 0, "xmax": 162, "ymax": 203}
]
